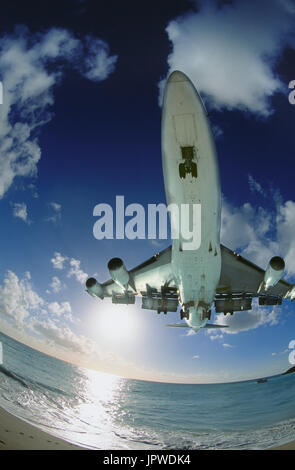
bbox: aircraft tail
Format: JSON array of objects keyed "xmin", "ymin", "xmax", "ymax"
[{"xmin": 166, "ymin": 323, "xmax": 228, "ymax": 329}]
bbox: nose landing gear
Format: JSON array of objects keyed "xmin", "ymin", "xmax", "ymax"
[
  {"xmin": 179, "ymin": 146, "xmax": 198, "ymax": 179},
  {"xmin": 180, "ymin": 309, "xmax": 189, "ymax": 320}
]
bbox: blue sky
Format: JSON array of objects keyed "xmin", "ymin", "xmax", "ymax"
[{"xmin": 0, "ymin": 0, "xmax": 295, "ymax": 383}]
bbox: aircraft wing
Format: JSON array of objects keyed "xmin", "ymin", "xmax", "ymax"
[
  {"xmin": 87, "ymin": 246, "xmax": 178, "ymax": 313},
  {"xmin": 102, "ymin": 246, "xmax": 176, "ymax": 294},
  {"xmin": 216, "ymin": 245, "xmax": 293, "ymax": 313},
  {"xmin": 86, "ymin": 244, "xmax": 293, "ymax": 314}
]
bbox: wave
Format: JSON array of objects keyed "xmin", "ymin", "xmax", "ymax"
[
  {"xmin": 33, "ymin": 380, "xmax": 73, "ymax": 398},
  {"xmin": 0, "ymin": 362, "xmax": 74, "ymax": 401},
  {"xmin": 0, "ymin": 364, "xmax": 29, "ymax": 389}
]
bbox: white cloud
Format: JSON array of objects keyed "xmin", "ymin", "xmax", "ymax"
[
  {"xmin": 211, "ymin": 124, "xmax": 223, "ymax": 139},
  {"xmin": 28, "ymin": 318, "xmax": 95, "ymax": 355},
  {"xmin": 221, "ymin": 197, "xmax": 277, "ymax": 268},
  {"xmin": 48, "ymin": 301, "xmax": 71, "ymax": 317},
  {"xmin": 50, "ymin": 252, "xmax": 88, "ymax": 284},
  {"xmin": 0, "ymin": 269, "xmax": 76, "ymax": 331},
  {"xmin": 248, "ymin": 174, "xmax": 265, "ymax": 196},
  {"xmin": 0, "ymin": 26, "xmax": 117, "ymax": 198},
  {"xmin": 223, "ymin": 343, "xmax": 234, "ymax": 348},
  {"xmin": 0, "ymin": 270, "xmax": 44, "ymax": 327},
  {"xmin": 81, "ymin": 36, "xmax": 118, "ymax": 82},
  {"xmin": 49, "ymin": 276, "xmax": 64, "ymax": 293},
  {"xmin": 160, "ymin": 0, "xmax": 295, "ymax": 116},
  {"xmin": 28, "ymin": 183, "xmax": 38, "ymax": 198},
  {"xmin": 46, "ymin": 202, "xmax": 62, "ymax": 224},
  {"xmin": 51, "ymin": 252, "xmax": 67, "ymax": 270},
  {"xmin": 221, "ymin": 192, "xmax": 295, "ymax": 277},
  {"xmin": 271, "ymin": 348, "xmax": 289, "ymax": 356},
  {"xmin": 12, "ymin": 202, "xmax": 30, "ymax": 223},
  {"xmin": 216, "ymin": 190, "xmax": 295, "ymax": 334},
  {"xmin": 192, "ymin": 355, "xmax": 200, "ymax": 359},
  {"xmin": 209, "ymin": 333, "xmax": 224, "ymax": 341},
  {"xmin": 49, "ymin": 202, "xmax": 61, "ymax": 212},
  {"xmin": 68, "ymin": 258, "xmax": 88, "ymax": 284},
  {"xmin": 184, "ymin": 328, "xmax": 197, "ymax": 336},
  {"xmin": 0, "ymin": 269, "xmax": 131, "ymax": 373},
  {"xmin": 276, "ymin": 200, "xmax": 295, "ymax": 276},
  {"xmin": 214, "ymin": 302, "xmax": 281, "ymax": 334}
]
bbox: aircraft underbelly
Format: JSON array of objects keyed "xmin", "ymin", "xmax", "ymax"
[{"xmin": 161, "ymin": 72, "xmax": 221, "ymax": 307}]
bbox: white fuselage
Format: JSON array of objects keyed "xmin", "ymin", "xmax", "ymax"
[{"xmin": 161, "ymin": 71, "xmax": 221, "ymax": 329}]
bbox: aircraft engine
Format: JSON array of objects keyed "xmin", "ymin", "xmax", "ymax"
[
  {"xmin": 264, "ymin": 256, "xmax": 285, "ymax": 290},
  {"xmin": 86, "ymin": 277, "xmax": 104, "ymax": 298},
  {"xmin": 108, "ymin": 257, "xmax": 129, "ymax": 289}
]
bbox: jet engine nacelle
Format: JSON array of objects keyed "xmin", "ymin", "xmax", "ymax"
[
  {"xmin": 264, "ymin": 256, "xmax": 285, "ymax": 290},
  {"xmin": 86, "ymin": 277, "xmax": 104, "ymax": 299},
  {"xmin": 108, "ymin": 257, "xmax": 129, "ymax": 290}
]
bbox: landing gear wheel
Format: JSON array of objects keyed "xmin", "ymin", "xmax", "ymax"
[
  {"xmin": 191, "ymin": 162, "xmax": 198, "ymax": 178},
  {"xmin": 180, "ymin": 309, "xmax": 189, "ymax": 320},
  {"xmin": 179, "ymin": 163, "xmax": 186, "ymax": 179}
]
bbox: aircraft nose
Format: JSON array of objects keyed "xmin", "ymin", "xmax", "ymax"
[{"xmin": 168, "ymin": 70, "xmax": 189, "ymax": 83}]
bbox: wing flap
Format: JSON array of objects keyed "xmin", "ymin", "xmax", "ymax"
[
  {"xmin": 218, "ymin": 245, "xmax": 292, "ymax": 298},
  {"xmin": 101, "ymin": 245, "xmax": 175, "ymax": 298}
]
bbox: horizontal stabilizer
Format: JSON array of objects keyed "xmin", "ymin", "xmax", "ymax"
[
  {"xmin": 202, "ymin": 324, "xmax": 228, "ymax": 329},
  {"xmin": 166, "ymin": 323, "xmax": 228, "ymax": 329}
]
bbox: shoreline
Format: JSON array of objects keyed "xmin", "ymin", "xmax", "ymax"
[
  {"xmin": 0, "ymin": 405, "xmax": 87, "ymax": 450},
  {"xmin": 270, "ymin": 440, "xmax": 295, "ymax": 450},
  {"xmin": 0, "ymin": 403, "xmax": 294, "ymax": 450}
]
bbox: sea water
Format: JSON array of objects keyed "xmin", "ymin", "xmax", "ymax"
[{"xmin": 0, "ymin": 331, "xmax": 295, "ymax": 450}]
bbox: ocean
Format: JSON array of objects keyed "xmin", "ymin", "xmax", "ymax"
[{"xmin": 0, "ymin": 331, "xmax": 295, "ymax": 450}]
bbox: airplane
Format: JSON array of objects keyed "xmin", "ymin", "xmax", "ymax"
[{"xmin": 85, "ymin": 70, "xmax": 295, "ymax": 333}]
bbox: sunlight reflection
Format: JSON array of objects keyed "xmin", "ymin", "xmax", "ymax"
[
  {"xmin": 81, "ymin": 367, "xmax": 122, "ymax": 405},
  {"xmin": 71, "ymin": 367, "xmax": 125, "ymax": 446}
]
